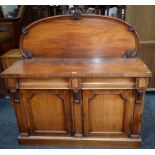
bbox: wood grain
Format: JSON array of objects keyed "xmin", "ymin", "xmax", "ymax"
[
  {"xmin": 83, "ymin": 89, "xmax": 134, "ymax": 138},
  {"xmin": 0, "ymin": 14, "xmax": 150, "ymax": 147},
  {"xmin": 21, "ymin": 89, "xmax": 72, "ymax": 136},
  {"xmin": 17, "ymin": 78, "xmax": 135, "ymax": 90},
  {"xmin": 20, "ymin": 15, "xmax": 139, "ymax": 58},
  {"xmin": 0, "ymin": 58, "xmax": 151, "ymax": 78},
  {"xmin": 18, "ymin": 135, "xmax": 141, "ymax": 148}
]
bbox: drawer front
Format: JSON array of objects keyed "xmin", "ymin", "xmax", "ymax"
[
  {"xmin": 81, "ymin": 78, "xmax": 135, "ymax": 89},
  {"xmin": 19, "ymin": 78, "xmax": 135, "ymax": 89},
  {"xmin": 19, "ymin": 79, "xmax": 69, "ymax": 89}
]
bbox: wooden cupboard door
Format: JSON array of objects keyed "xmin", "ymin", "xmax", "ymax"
[
  {"xmin": 21, "ymin": 89, "xmax": 72, "ymax": 136},
  {"xmin": 83, "ymin": 90, "xmax": 134, "ymax": 138}
]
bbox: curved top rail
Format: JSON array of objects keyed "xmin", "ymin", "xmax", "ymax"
[{"xmin": 20, "ymin": 15, "xmax": 139, "ymax": 58}]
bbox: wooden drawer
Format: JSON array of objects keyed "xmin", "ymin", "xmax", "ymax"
[
  {"xmin": 18, "ymin": 78, "xmax": 135, "ymax": 89},
  {"xmin": 81, "ymin": 78, "xmax": 135, "ymax": 89},
  {"xmin": 19, "ymin": 79, "xmax": 69, "ymax": 89}
]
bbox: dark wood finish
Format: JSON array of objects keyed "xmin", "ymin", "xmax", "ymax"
[
  {"xmin": 0, "ymin": 30, "xmax": 14, "ymax": 95},
  {"xmin": 0, "ymin": 15, "xmax": 151, "ymax": 148},
  {"xmin": 0, "ymin": 6, "xmax": 25, "ymax": 48},
  {"xmin": 20, "ymin": 15, "xmax": 139, "ymax": 58},
  {"xmin": 0, "ymin": 6, "xmax": 25, "ymax": 95},
  {"xmin": 21, "ymin": 6, "xmax": 49, "ymax": 27},
  {"xmin": 0, "ymin": 18, "xmax": 22, "ymax": 48},
  {"xmin": 0, "ymin": 31, "xmax": 14, "ymax": 55},
  {"xmin": 0, "ymin": 7, "xmax": 4, "ymax": 18},
  {"xmin": 0, "ymin": 60, "xmax": 7, "ymax": 96}
]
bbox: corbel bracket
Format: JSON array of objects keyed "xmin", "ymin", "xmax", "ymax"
[
  {"xmin": 9, "ymin": 89, "xmax": 20, "ymax": 104},
  {"xmin": 69, "ymin": 78, "xmax": 81, "ymax": 104},
  {"xmin": 135, "ymin": 89, "xmax": 144, "ymax": 104},
  {"xmin": 72, "ymin": 90, "xmax": 81, "ymax": 104}
]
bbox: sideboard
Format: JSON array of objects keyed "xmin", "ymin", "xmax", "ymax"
[{"xmin": 0, "ymin": 14, "xmax": 151, "ymax": 148}]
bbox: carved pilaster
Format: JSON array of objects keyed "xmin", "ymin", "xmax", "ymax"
[
  {"xmin": 69, "ymin": 78, "xmax": 81, "ymax": 89},
  {"xmin": 72, "ymin": 90, "xmax": 81, "ymax": 104},
  {"xmin": 69, "ymin": 78, "xmax": 81, "ymax": 104},
  {"xmin": 129, "ymin": 78, "xmax": 148, "ymax": 137},
  {"xmin": 6, "ymin": 79, "xmax": 20, "ymax": 104},
  {"xmin": 135, "ymin": 78, "xmax": 148, "ymax": 104},
  {"xmin": 69, "ymin": 78, "xmax": 82, "ymax": 136},
  {"xmin": 136, "ymin": 78, "xmax": 149, "ymax": 89},
  {"xmin": 135, "ymin": 89, "xmax": 144, "ymax": 104}
]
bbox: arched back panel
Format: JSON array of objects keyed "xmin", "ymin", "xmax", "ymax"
[{"xmin": 20, "ymin": 15, "xmax": 139, "ymax": 58}]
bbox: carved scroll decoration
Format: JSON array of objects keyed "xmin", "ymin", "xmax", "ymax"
[
  {"xmin": 128, "ymin": 25, "xmax": 135, "ymax": 32},
  {"xmin": 68, "ymin": 6, "xmax": 83, "ymax": 20},
  {"xmin": 122, "ymin": 49, "xmax": 137, "ymax": 58},
  {"xmin": 21, "ymin": 50, "xmax": 32, "ymax": 59},
  {"xmin": 21, "ymin": 27, "xmax": 28, "ymax": 35}
]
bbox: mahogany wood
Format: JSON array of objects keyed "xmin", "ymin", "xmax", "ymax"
[
  {"xmin": 18, "ymin": 136, "xmax": 141, "ymax": 148},
  {"xmin": 0, "ymin": 58, "xmax": 151, "ymax": 78},
  {"xmin": 0, "ymin": 15, "xmax": 151, "ymax": 148},
  {"xmin": 21, "ymin": 89, "xmax": 72, "ymax": 136},
  {"xmin": 83, "ymin": 89, "xmax": 134, "ymax": 138},
  {"xmin": 20, "ymin": 15, "xmax": 139, "ymax": 58}
]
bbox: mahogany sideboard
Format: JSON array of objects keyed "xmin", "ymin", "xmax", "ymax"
[{"xmin": 0, "ymin": 14, "xmax": 151, "ymax": 148}]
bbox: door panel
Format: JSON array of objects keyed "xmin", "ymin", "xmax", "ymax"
[
  {"xmin": 83, "ymin": 89, "xmax": 134, "ymax": 138},
  {"xmin": 21, "ymin": 89, "xmax": 72, "ymax": 136}
]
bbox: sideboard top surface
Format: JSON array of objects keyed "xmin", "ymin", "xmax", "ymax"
[
  {"xmin": 0, "ymin": 58, "xmax": 151, "ymax": 78},
  {"xmin": 20, "ymin": 15, "xmax": 139, "ymax": 58}
]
